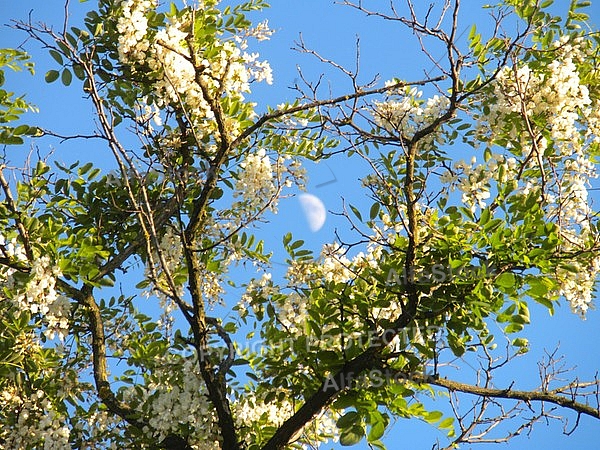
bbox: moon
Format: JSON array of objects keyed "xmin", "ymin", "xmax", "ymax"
[{"xmin": 298, "ymin": 193, "xmax": 326, "ymax": 232}]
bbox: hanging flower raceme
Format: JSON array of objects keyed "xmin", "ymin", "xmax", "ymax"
[
  {"xmin": 115, "ymin": 0, "xmax": 273, "ymax": 141},
  {"xmin": 373, "ymin": 85, "xmax": 450, "ymax": 144},
  {"xmin": 234, "ymin": 148, "xmax": 277, "ymax": 211},
  {"xmin": 0, "ymin": 236, "xmax": 71, "ymax": 341},
  {"xmin": 474, "ymin": 35, "xmax": 600, "ymax": 317}
]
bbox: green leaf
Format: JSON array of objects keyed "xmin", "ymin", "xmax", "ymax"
[
  {"xmin": 339, "ymin": 424, "xmax": 364, "ymax": 446},
  {"xmin": 495, "ymin": 272, "xmax": 515, "ymax": 289},
  {"xmin": 505, "ymin": 322, "xmax": 524, "ymax": 334},
  {"xmin": 13, "ymin": 124, "xmax": 30, "ymax": 136},
  {"xmin": 72, "ymin": 63, "xmax": 85, "ymax": 80},
  {"xmin": 61, "ymin": 68, "xmax": 72, "ymax": 86},
  {"xmin": 49, "ymin": 49, "xmax": 63, "ymax": 65},
  {"xmin": 512, "ymin": 337, "xmax": 528, "ymax": 348},
  {"xmin": 497, "ymin": 304, "xmax": 516, "ymax": 323},
  {"xmin": 439, "ymin": 417, "xmax": 454, "ymax": 430},
  {"xmin": 337, "ymin": 411, "xmax": 360, "ymax": 428},
  {"xmin": 283, "ymin": 232, "xmax": 292, "ymax": 247},
  {"xmin": 45, "ymin": 70, "xmax": 60, "ymax": 83},
  {"xmin": 368, "ymin": 420, "xmax": 385, "ymax": 441},
  {"xmin": 468, "ymin": 23, "xmax": 477, "ymax": 40},
  {"xmin": 479, "ymin": 207, "xmax": 490, "ymax": 226},
  {"xmin": 290, "ymin": 239, "xmax": 304, "ymax": 250},
  {"xmin": 369, "ymin": 202, "xmax": 380, "ymax": 220},
  {"xmin": 366, "ymin": 440, "xmax": 386, "ymax": 450},
  {"xmin": 78, "ymin": 162, "xmax": 93, "ymax": 175},
  {"xmin": 350, "ymin": 205, "xmax": 362, "ymax": 221},
  {"xmin": 424, "ymin": 410, "xmax": 443, "ymax": 423},
  {"xmin": 533, "ymin": 296, "xmax": 554, "ymax": 314}
]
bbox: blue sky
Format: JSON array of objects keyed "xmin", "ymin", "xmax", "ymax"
[{"xmin": 1, "ymin": 1, "xmax": 600, "ymax": 449}]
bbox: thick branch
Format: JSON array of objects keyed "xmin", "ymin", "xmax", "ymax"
[
  {"xmin": 79, "ymin": 284, "xmax": 193, "ymax": 450},
  {"xmin": 80, "ymin": 287, "xmax": 141, "ymax": 423},
  {"xmin": 261, "ymin": 310, "xmax": 418, "ymax": 450},
  {"xmin": 260, "ymin": 348, "xmax": 379, "ymax": 450},
  {"xmin": 403, "ymin": 372, "xmax": 600, "ymax": 420},
  {"xmin": 233, "ymin": 76, "xmax": 445, "ymax": 148},
  {"xmin": 182, "ymin": 235, "xmax": 241, "ymax": 450}
]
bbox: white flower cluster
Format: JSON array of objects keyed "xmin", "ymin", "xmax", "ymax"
[
  {"xmin": 0, "ymin": 388, "xmax": 70, "ymax": 449},
  {"xmin": 482, "ymin": 36, "xmax": 595, "ymax": 154},
  {"xmin": 74, "ymin": 410, "xmax": 122, "ymax": 449},
  {"xmin": 122, "ymin": 356, "xmax": 221, "ymax": 448},
  {"xmin": 239, "ymin": 270, "xmax": 309, "ymax": 334},
  {"xmin": 243, "ymin": 52, "xmax": 273, "ymax": 85},
  {"xmin": 548, "ymin": 155, "xmax": 597, "ymax": 228},
  {"xmin": 197, "ymin": 260, "xmax": 225, "ymax": 305},
  {"xmin": 143, "ymin": 224, "xmax": 224, "ymax": 307},
  {"xmin": 478, "ymin": 36, "xmax": 600, "ymax": 316},
  {"xmin": 241, "ymin": 245, "xmax": 361, "ymax": 337},
  {"xmin": 1, "ymin": 239, "xmax": 71, "ymax": 341},
  {"xmin": 373, "ymin": 85, "xmax": 450, "ymax": 143},
  {"xmin": 121, "ymin": 351, "xmax": 339, "ymax": 449},
  {"xmin": 320, "ymin": 244, "xmax": 354, "ymax": 284},
  {"xmin": 136, "ymin": 99, "xmax": 163, "ymax": 131},
  {"xmin": 143, "ymin": 226, "xmax": 186, "ymax": 333},
  {"xmin": 144, "ymin": 226, "xmax": 184, "ymax": 298},
  {"xmin": 234, "ymin": 392, "xmax": 294, "ymax": 430},
  {"xmin": 242, "ymin": 20, "xmax": 274, "ymax": 42},
  {"xmin": 550, "ymin": 154, "xmax": 599, "ymax": 316},
  {"xmin": 266, "ymin": 245, "xmax": 357, "ymax": 336},
  {"xmin": 220, "ymin": 152, "xmax": 301, "ymax": 239},
  {"xmin": 234, "ymin": 148, "xmax": 278, "ymax": 211},
  {"xmin": 116, "ymin": 0, "xmax": 154, "ymax": 63},
  {"xmin": 439, "ymin": 154, "xmax": 519, "ymax": 212},
  {"xmin": 278, "ymin": 291, "xmax": 309, "ymax": 335},
  {"xmin": 234, "ymin": 391, "xmax": 339, "ymax": 449},
  {"xmin": 555, "ymin": 257, "xmax": 600, "ymax": 317},
  {"xmin": 150, "ymin": 20, "xmax": 244, "ymax": 138},
  {"xmin": 305, "ymin": 409, "xmax": 341, "ymax": 447},
  {"xmin": 273, "ymin": 243, "xmax": 386, "ymax": 337},
  {"xmin": 116, "ymin": 1, "xmax": 273, "ymax": 140},
  {"xmin": 239, "ymin": 272, "xmax": 275, "ymax": 317}
]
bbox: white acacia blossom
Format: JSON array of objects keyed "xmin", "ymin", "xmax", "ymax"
[
  {"xmin": 144, "ymin": 226, "xmax": 184, "ymax": 297},
  {"xmin": 122, "ymin": 356, "xmax": 221, "ymax": 448},
  {"xmin": 373, "ymin": 85, "xmax": 450, "ymax": 144},
  {"xmin": 116, "ymin": 1, "xmax": 273, "ymax": 141},
  {"xmin": 439, "ymin": 154, "xmax": 519, "ymax": 212},
  {"xmin": 242, "ymin": 241, "xmax": 391, "ymax": 340},
  {"xmin": 234, "ymin": 148, "xmax": 277, "ymax": 211},
  {"xmin": 234, "ymin": 391, "xmax": 339, "ymax": 448},
  {"xmin": 142, "ymin": 226, "xmax": 187, "ymax": 335},
  {"xmin": 143, "ymin": 225, "xmax": 226, "ymax": 308},
  {"xmin": 0, "ymin": 237, "xmax": 71, "ymax": 341},
  {"xmin": 120, "ymin": 355, "xmax": 339, "ymax": 449},
  {"xmin": 243, "ymin": 52, "xmax": 273, "ymax": 85},
  {"xmin": 240, "ymin": 19, "xmax": 274, "ymax": 43},
  {"xmin": 477, "ymin": 36, "xmax": 600, "ymax": 316},
  {"xmin": 0, "ymin": 388, "xmax": 70, "ymax": 450},
  {"xmin": 116, "ymin": 0, "xmax": 154, "ymax": 63},
  {"xmin": 234, "ymin": 392, "xmax": 294, "ymax": 430}
]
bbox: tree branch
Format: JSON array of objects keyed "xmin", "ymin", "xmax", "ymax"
[
  {"xmin": 0, "ymin": 166, "xmax": 33, "ymax": 260},
  {"xmin": 233, "ymin": 76, "xmax": 445, "ymax": 148},
  {"xmin": 261, "ymin": 309, "xmax": 421, "ymax": 450},
  {"xmin": 403, "ymin": 371, "xmax": 600, "ymax": 420}
]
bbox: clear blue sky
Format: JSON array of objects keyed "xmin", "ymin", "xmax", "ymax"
[{"xmin": 1, "ymin": 1, "xmax": 600, "ymax": 449}]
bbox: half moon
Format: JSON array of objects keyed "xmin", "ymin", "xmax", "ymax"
[{"xmin": 298, "ymin": 193, "xmax": 326, "ymax": 232}]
